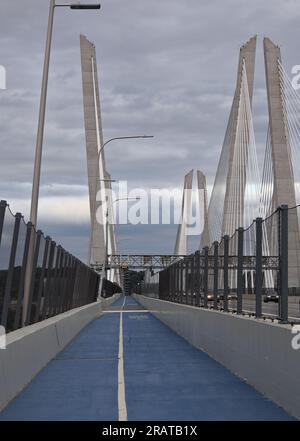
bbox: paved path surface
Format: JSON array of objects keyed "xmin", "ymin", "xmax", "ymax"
[{"xmin": 0, "ymin": 297, "xmax": 294, "ymax": 421}]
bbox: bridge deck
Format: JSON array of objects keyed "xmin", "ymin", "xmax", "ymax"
[{"xmin": 0, "ymin": 297, "xmax": 293, "ymax": 421}]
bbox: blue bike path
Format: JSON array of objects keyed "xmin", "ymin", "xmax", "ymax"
[{"xmin": 0, "ymin": 296, "xmax": 294, "ymax": 421}]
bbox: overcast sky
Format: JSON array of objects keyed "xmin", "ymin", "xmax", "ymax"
[{"xmin": 0, "ymin": 0, "xmax": 299, "ymax": 260}]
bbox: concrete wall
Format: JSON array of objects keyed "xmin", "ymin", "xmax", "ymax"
[
  {"xmin": 134, "ymin": 295, "xmax": 300, "ymax": 420},
  {"xmin": 0, "ymin": 295, "xmax": 120, "ymax": 412}
]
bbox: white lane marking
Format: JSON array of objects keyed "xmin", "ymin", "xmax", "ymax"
[
  {"xmin": 118, "ymin": 297, "xmax": 127, "ymax": 421},
  {"xmin": 103, "ymin": 310, "xmax": 149, "ymax": 314}
]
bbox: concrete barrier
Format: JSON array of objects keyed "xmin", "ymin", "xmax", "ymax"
[
  {"xmin": 0, "ymin": 294, "xmax": 120, "ymax": 412},
  {"xmin": 134, "ymin": 295, "xmax": 300, "ymax": 420}
]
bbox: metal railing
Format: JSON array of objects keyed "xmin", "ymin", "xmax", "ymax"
[
  {"xmin": 107, "ymin": 254, "xmax": 185, "ymax": 270},
  {"xmin": 0, "ymin": 201, "xmax": 101, "ymax": 333},
  {"xmin": 140, "ymin": 205, "xmax": 300, "ymax": 324}
]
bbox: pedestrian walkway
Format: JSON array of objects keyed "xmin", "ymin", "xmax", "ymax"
[{"xmin": 0, "ymin": 297, "xmax": 294, "ymax": 421}]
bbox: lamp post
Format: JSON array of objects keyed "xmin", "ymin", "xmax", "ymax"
[
  {"xmin": 89, "ymin": 135, "xmax": 153, "ymax": 264},
  {"xmin": 31, "ymin": 1, "xmax": 101, "ymax": 228},
  {"xmin": 99, "ymin": 197, "xmax": 140, "ymax": 298},
  {"xmin": 92, "ymin": 135, "xmax": 153, "ymax": 211},
  {"xmin": 98, "ymin": 135, "xmax": 154, "ymax": 161},
  {"xmin": 23, "ymin": 1, "xmax": 101, "ymax": 326}
]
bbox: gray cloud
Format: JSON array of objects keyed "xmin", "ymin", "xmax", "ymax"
[{"xmin": 0, "ymin": 0, "xmax": 299, "ymax": 258}]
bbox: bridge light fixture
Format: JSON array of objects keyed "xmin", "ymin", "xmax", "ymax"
[{"xmin": 69, "ymin": 3, "xmax": 101, "ymax": 10}]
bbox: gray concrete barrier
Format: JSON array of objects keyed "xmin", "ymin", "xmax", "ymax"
[
  {"xmin": 134, "ymin": 294, "xmax": 300, "ymax": 420},
  {"xmin": 0, "ymin": 294, "xmax": 120, "ymax": 412}
]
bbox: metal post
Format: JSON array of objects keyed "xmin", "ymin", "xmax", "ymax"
[
  {"xmin": 203, "ymin": 247, "xmax": 209, "ymax": 308},
  {"xmin": 279, "ymin": 205, "xmax": 289, "ymax": 323},
  {"xmin": 62, "ymin": 253, "xmax": 73, "ymax": 313},
  {"xmin": 195, "ymin": 251, "xmax": 200, "ymax": 306},
  {"xmin": 30, "ymin": 0, "xmax": 55, "ymax": 228},
  {"xmin": 191, "ymin": 254, "xmax": 195, "ymax": 305},
  {"xmin": 237, "ymin": 227, "xmax": 244, "ymax": 314},
  {"xmin": 67, "ymin": 255, "xmax": 77, "ymax": 311},
  {"xmin": 185, "ymin": 258, "xmax": 189, "ymax": 304},
  {"xmin": 194, "ymin": 253, "xmax": 198, "ymax": 305},
  {"xmin": 59, "ymin": 251, "xmax": 70, "ymax": 314},
  {"xmin": 49, "ymin": 245, "xmax": 61, "ymax": 317},
  {"xmin": 180, "ymin": 260, "xmax": 184, "ymax": 303},
  {"xmin": 22, "ymin": 0, "xmax": 55, "ymax": 326},
  {"xmin": 171, "ymin": 265, "xmax": 174, "ymax": 301},
  {"xmin": 34, "ymin": 236, "xmax": 51, "ymax": 323},
  {"xmin": 41, "ymin": 240, "xmax": 56, "ymax": 321},
  {"xmin": 255, "ymin": 218, "xmax": 263, "ymax": 318},
  {"xmin": 223, "ymin": 235, "xmax": 229, "ymax": 312},
  {"xmin": 105, "ymin": 209, "xmax": 109, "ymax": 279},
  {"xmin": 1, "ymin": 213, "xmax": 22, "ymax": 329},
  {"xmin": 25, "ymin": 230, "xmax": 42, "ymax": 326},
  {"xmin": 53, "ymin": 246, "xmax": 64, "ymax": 316},
  {"xmin": 175, "ymin": 263, "xmax": 179, "ymax": 302},
  {"xmin": 0, "ymin": 200, "xmax": 7, "ymax": 245},
  {"xmin": 213, "ymin": 241, "xmax": 219, "ymax": 310},
  {"xmin": 173, "ymin": 264, "xmax": 176, "ymax": 302},
  {"xmin": 14, "ymin": 222, "xmax": 33, "ymax": 330}
]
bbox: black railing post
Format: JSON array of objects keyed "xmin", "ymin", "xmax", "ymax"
[
  {"xmin": 255, "ymin": 217, "xmax": 263, "ymax": 318},
  {"xmin": 49, "ymin": 245, "xmax": 61, "ymax": 317},
  {"xmin": 196, "ymin": 251, "xmax": 200, "ymax": 306},
  {"xmin": 41, "ymin": 240, "xmax": 56, "ymax": 321},
  {"xmin": 66, "ymin": 255, "xmax": 77, "ymax": 311},
  {"xmin": 223, "ymin": 235, "xmax": 229, "ymax": 312},
  {"xmin": 0, "ymin": 200, "xmax": 7, "ymax": 246},
  {"xmin": 184, "ymin": 258, "xmax": 188, "ymax": 304},
  {"xmin": 34, "ymin": 236, "xmax": 51, "ymax": 323},
  {"xmin": 60, "ymin": 252, "xmax": 71, "ymax": 314},
  {"xmin": 168, "ymin": 266, "xmax": 172, "ymax": 301},
  {"xmin": 203, "ymin": 247, "xmax": 209, "ymax": 308},
  {"xmin": 14, "ymin": 221, "xmax": 33, "ymax": 330},
  {"xmin": 176, "ymin": 262, "xmax": 180, "ymax": 303},
  {"xmin": 1, "ymin": 213, "xmax": 22, "ymax": 329},
  {"xmin": 180, "ymin": 260, "xmax": 184, "ymax": 303},
  {"xmin": 237, "ymin": 227, "xmax": 244, "ymax": 315},
  {"xmin": 191, "ymin": 254, "xmax": 195, "ymax": 305},
  {"xmin": 279, "ymin": 205, "xmax": 289, "ymax": 323},
  {"xmin": 186, "ymin": 258, "xmax": 189, "ymax": 305},
  {"xmin": 25, "ymin": 230, "xmax": 42, "ymax": 326},
  {"xmin": 213, "ymin": 241, "xmax": 219, "ymax": 310},
  {"xmin": 172, "ymin": 264, "xmax": 176, "ymax": 302}
]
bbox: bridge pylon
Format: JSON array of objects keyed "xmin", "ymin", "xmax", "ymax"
[
  {"xmin": 80, "ymin": 35, "xmax": 117, "ymax": 278},
  {"xmin": 208, "ymin": 36, "xmax": 259, "ymax": 245},
  {"xmin": 264, "ymin": 37, "xmax": 300, "ymax": 289}
]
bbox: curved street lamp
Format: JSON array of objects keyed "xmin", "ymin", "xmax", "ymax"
[{"xmin": 89, "ymin": 135, "xmax": 153, "ymax": 264}]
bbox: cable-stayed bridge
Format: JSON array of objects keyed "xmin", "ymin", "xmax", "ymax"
[{"xmin": 1, "ymin": 35, "xmax": 300, "ymax": 422}]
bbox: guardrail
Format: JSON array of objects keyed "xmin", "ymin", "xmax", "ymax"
[
  {"xmin": 0, "ymin": 200, "xmax": 101, "ymax": 332},
  {"xmin": 140, "ymin": 205, "xmax": 300, "ymax": 324}
]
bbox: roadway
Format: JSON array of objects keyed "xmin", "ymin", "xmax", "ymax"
[
  {"xmin": 0, "ymin": 297, "xmax": 294, "ymax": 421},
  {"xmin": 202, "ymin": 297, "xmax": 300, "ymax": 321},
  {"xmin": 227, "ymin": 298, "xmax": 300, "ymax": 320}
]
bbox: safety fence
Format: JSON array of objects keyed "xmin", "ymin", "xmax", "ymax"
[
  {"xmin": 141, "ymin": 205, "xmax": 300, "ymax": 323},
  {"xmin": 0, "ymin": 201, "xmax": 101, "ymax": 333}
]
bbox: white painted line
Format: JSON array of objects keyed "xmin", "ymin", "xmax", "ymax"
[
  {"xmin": 118, "ymin": 297, "xmax": 128, "ymax": 421},
  {"xmin": 103, "ymin": 309, "xmax": 149, "ymax": 314}
]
